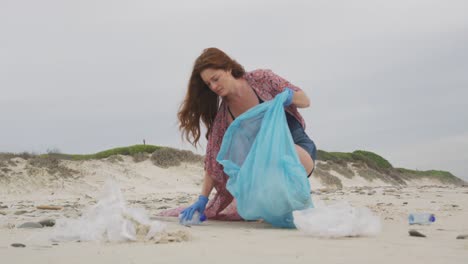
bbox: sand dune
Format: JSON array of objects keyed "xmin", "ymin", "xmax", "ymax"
[{"xmin": 0, "ymin": 155, "xmax": 467, "ymax": 263}]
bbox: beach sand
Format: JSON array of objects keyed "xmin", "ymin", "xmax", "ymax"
[{"xmin": 1, "ymin": 156, "xmax": 467, "ymax": 263}]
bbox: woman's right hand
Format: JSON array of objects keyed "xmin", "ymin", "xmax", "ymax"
[{"xmin": 180, "ymin": 195, "xmax": 209, "ymax": 222}]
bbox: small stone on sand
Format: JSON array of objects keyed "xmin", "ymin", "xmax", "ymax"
[
  {"xmin": 409, "ymin": 229, "xmax": 426, "ymax": 237},
  {"xmin": 39, "ymin": 219, "xmax": 56, "ymax": 227},
  {"xmin": 11, "ymin": 243, "xmax": 26, "ymax": 248}
]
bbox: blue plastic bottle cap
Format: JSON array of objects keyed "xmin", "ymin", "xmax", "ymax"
[{"xmin": 429, "ymin": 214, "xmax": 436, "ymax": 222}]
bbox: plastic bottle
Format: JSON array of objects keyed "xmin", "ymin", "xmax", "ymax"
[
  {"xmin": 408, "ymin": 213, "xmax": 436, "ymax": 225},
  {"xmin": 179, "ymin": 211, "xmax": 207, "ymax": 226}
]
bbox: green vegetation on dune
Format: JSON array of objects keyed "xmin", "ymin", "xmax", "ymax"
[
  {"xmin": 44, "ymin": 145, "xmax": 204, "ymax": 168},
  {"xmin": 352, "ymin": 150, "xmax": 393, "ymax": 169},
  {"xmin": 77, "ymin": 145, "xmax": 161, "ymax": 160},
  {"xmin": 317, "ymin": 150, "xmax": 393, "ymax": 171},
  {"xmin": 44, "ymin": 145, "xmax": 162, "ymax": 160},
  {"xmin": 396, "ymin": 168, "xmax": 465, "ymax": 185}
]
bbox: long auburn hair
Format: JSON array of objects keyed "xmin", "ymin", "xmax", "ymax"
[{"xmin": 178, "ymin": 47, "xmax": 245, "ymax": 147}]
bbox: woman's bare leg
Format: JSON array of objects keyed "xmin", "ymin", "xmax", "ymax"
[{"xmin": 295, "ymin": 145, "xmax": 314, "ymax": 175}]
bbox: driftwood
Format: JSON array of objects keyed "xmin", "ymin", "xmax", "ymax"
[{"xmin": 36, "ymin": 205, "xmax": 63, "ymax": 210}]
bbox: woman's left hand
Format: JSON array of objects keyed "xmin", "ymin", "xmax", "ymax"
[
  {"xmin": 283, "ymin": 88, "xmax": 294, "ymax": 107},
  {"xmin": 283, "ymin": 88, "xmax": 311, "ymax": 108}
]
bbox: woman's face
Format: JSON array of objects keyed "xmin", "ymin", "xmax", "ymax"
[{"xmin": 200, "ymin": 68, "xmax": 234, "ymax": 97}]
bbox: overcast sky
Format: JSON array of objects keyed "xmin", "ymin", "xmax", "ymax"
[{"xmin": 1, "ymin": 0, "xmax": 467, "ymax": 180}]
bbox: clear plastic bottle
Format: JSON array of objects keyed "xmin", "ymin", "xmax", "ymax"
[
  {"xmin": 408, "ymin": 213, "xmax": 435, "ymax": 225},
  {"xmin": 179, "ymin": 211, "xmax": 207, "ymax": 226}
]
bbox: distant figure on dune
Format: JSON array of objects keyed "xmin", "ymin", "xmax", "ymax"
[{"xmin": 175, "ymin": 47, "xmax": 317, "ymax": 222}]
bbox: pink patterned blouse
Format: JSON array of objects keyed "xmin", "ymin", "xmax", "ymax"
[{"xmin": 162, "ymin": 69, "xmax": 306, "ymax": 220}]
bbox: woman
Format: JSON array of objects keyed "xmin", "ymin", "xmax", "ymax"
[{"xmin": 173, "ymin": 47, "xmax": 317, "ymax": 222}]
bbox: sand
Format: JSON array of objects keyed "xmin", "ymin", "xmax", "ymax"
[{"xmin": 0, "ymin": 156, "xmax": 467, "ymax": 263}]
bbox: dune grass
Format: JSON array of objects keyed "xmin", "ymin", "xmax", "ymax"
[
  {"xmin": 396, "ymin": 168, "xmax": 465, "ymax": 185},
  {"xmin": 317, "ymin": 150, "xmax": 393, "ymax": 171},
  {"xmin": 46, "ymin": 145, "xmax": 162, "ymax": 160}
]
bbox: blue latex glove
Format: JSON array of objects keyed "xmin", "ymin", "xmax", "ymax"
[
  {"xmin": 283, "ymin": 87, "xmax": 294, "ymax": 107},
  {"xmin": 180, "ymin": 195, "xmax": 209, "ymax": 222}
]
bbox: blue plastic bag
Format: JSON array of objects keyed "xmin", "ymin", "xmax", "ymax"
[{"xmin": 217, "ymin": 90, "xmax": 313, "ymax": 228}]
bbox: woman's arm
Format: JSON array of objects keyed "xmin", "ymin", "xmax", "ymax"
[
  {"xmin": 291, "ymin": 90, "xmax": 310, "ymax": 108},
  {"xmin": 201, "ymin": 170, "xmax": 215, "ymax": 197}
]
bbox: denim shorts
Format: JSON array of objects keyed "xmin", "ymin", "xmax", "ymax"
[{"xmin": 286, "ymin": 113, "xmax": 317, "ymax": 177}]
